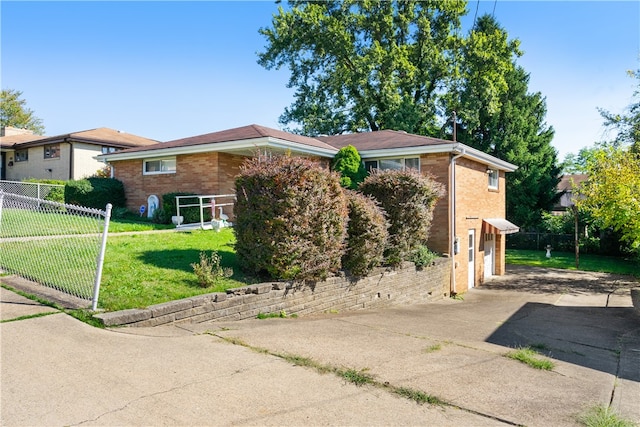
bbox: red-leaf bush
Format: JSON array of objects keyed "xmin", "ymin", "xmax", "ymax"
[
  {"xmin": 342, "ymin": 190, "xmax": 389, "ymax": 277},
  {"xmin": 234, "ymin": 153, "xmax": 348, "ymax": 280},
  {"xmin": 359, "ymin": 169, "xmax": 445, "ymax": 265}
]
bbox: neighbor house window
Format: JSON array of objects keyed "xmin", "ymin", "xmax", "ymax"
[
  {"xmin": 488, "ymin": 169, "xmax": 499, "ymax": 189},
  {"xmin": 44, "ymin": 144, "xmax": 60, "ymax": 159},
  {"xmin": 15, "ymin": 149, "xmax": 28, "ymax": 162},
  {"xmin": 101, "ymin": 146, "xmax": 118, "ymax": 154},
  {"xmin": 365, "ymin": 157, "xmax": 420, "ymax": 172},
  {"xmin": 143, "ymin": 157, "xmax": 176, "ymax": 175}
]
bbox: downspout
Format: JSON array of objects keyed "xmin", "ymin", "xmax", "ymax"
[
  {"xmin": 67, "ymin": 140, "xmax": 74, "ymax": 180},
  {"xmin": 450, "ymin": 145, "xmax": 465, "ymax": 295}
]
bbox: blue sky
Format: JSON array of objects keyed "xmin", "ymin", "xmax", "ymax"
[{"xmin": 2, "ymin": 1, "xmax": 638, "ymax": 160}]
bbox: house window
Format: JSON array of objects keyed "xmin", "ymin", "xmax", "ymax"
[
  {"xmin": 364, "ymin": 160, "xmax": 378, "ymax": 172},
  {"xmin": 365, "ymin": 157, "xmax": 420, "ymax": 172},
  {"xmin": 143, "ymin": 157, "xmax": 176, "ymax": 175},
  {"xmin": 15, "ymin": 149, "xmax": 28, "ymax": 162},
  {"xmin": 44, "ymin": 144, "xmax": 60, "ymax": 159},
  {"xmin": 101, "ymin": 146, "xmax": 118, "ymax": 154},
  {"xmin": 488, "ymin": 169, "xmax": 499, "ymax": 189}
]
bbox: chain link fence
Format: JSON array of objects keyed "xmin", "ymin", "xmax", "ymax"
[
  {"xmin": 0, "ymin": 180, "xmax": 64, "ymax": 201},
  {"xmin": 0, "ymin": 191, "xmax": 111, "ymax": 310}
]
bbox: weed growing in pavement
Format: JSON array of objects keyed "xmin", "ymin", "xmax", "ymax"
[
  {"xmin": 209, "ymin": 331, "xmax": 447, "ymax": 409},
  {"xmin": 0, "ymin": 311, "xmax": 59, "ymax": 323},
  {"xmin": 578, "ymin": 404, "xmax": 636, "ymax": 427},
  {"xmin": 256, "ymin": 310, "xmax": 298, "ymax": 319},
  {"xmin": 423, "ymin": 343, "xmax": 442, "ymax": 353},
  {"xmin": 450, "ymin": 293, "xmax": 464, "ymax": 301},
  {"xmin": 340, "ymin": 368, "xmax": 374, "ymax": 386},
  {"xmin": 393, "ymin": 387, "xmax": 443, "ymax": 405},
  {"xmin": 505, "ymin": 347, "xmax": 555, "ymax": 370}
]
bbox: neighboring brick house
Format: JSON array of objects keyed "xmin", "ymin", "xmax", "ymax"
[
  {"xmin": 0, "ymin": 126, "xmax": 158, "ymax": 181},
  {"xmin": 99, "ymin": 124, "xmax": 519, "ymax": 293}
]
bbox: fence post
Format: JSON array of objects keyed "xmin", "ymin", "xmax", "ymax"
[{"xmin": 91, "ymin": 203, "xmax": 112, "ymax": 311}]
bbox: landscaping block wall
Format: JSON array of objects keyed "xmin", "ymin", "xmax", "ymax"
[{"xmin": 95, "ymin": 258, "xmax": 451, "ymax": 327}]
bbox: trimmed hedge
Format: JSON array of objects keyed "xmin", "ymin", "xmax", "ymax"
[
  {"xmin": 64, "ymin": 177, "xmax": 126, "ymax": 209},
  {"xmin": 359, "ymin": 169, "xmax": 445, "ymax": 265},
  {"xmin": 234, "ymin": 153, "xmax": 348, "ymax": 281},
  {"xmin": 342, "ymin": 190, "xmax": 389, "ymax": 277}
]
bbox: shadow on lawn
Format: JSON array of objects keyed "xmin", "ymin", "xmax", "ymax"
[{"xmin": 137, "ymin": 249, "xmax": 256, "ymax": 283}]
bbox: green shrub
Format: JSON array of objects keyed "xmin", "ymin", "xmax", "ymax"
[
  {"xmin": 342, "ymin": 191, "xmax": 388, "ymax": 277},
  {"xmin": 331, "ymin": 145, "xmax": 366, "ymax": 189},
  {"xmin": 234, "ymin": 153, "xmax": 348, "ymax": 281},
  {"xmin": 64, "ymin": 178, "xmax": 126, "ymax": 209},
  {"xmin": 154, "ymin": 192, "xmax": 209, "ymax": 225},
  {"xmin": 359, "ymin": 169, "xmax": 445, "ymax": 265},
  {"xmin": 23, "ymin": 178, "xmax": 66, "ymax": 203},
  {"xmin": 411, "ymin": 245, "xmax": 438, "ymax": 268}
]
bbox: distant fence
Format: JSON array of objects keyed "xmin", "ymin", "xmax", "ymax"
[
  {"xmin": 506, "ymin": 231, "xmax": 620, "ymax": 255},
  {"xmin": 507, "ymin": 232, "xmax": 575, "ymax": 252},
  {"xmin": 0, "ymin": 191, "xmax": 111, "ymax": 310},
  {"xmin": 0, "ymin": 180, "xmax": 64, "ymax": 200}
]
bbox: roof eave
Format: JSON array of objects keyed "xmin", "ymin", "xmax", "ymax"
[
  {"xmin": 359, "ymin": 143, "xmax": 517, "ymax": 172},
  {"xmin": 98, "ymin": 137, "xmax": 338, "ymax": 162}
]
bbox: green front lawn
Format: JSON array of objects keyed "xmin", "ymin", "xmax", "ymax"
[
  {"xmin": 100, "ymin": 228, "xmax": 255, "ymax": 311},
  {"xmin": 506, "ymin": 249, "xmax": 640, "ymax": 278}
]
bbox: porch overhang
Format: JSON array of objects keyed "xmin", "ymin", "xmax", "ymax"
[{"xmin": 483, "ymin": 218, "xmax": 520, "ymax": 235}]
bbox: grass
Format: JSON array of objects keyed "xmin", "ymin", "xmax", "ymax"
[
  {"xmin": 578, "ymin": 404, "xmax": 637, "ymax": 427},
  {"xmin": 99, "ymin": 228, "xmax": 255, "ymax": 311},
  {"xmin": 505, "ymin": 346, "xmax": 555, "ymax": 371},
  {"xmin": 256, "ymin": 310, "xmax": 298, "ymax": 319},
  {"xmin": 506, "ymin": 249, "xmax": 640, "ymax": 278}
]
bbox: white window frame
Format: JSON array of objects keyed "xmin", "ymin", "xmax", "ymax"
[
  {"xmin": 44, "ymin": 143, "xmax": 60, "ymax": 159},
  {"xmin": 488, "ymin": 169, "xmax": 499, "ymax": 190},
  {"xmin": 102, "ymin": 146, "xmax": 118, "ymax": 154},
  {"xmin": 365, "ymin": 157, "xmax": 421, "ymax": 172},
  {"xmin": 143, "ymin": 157, "xmax": 176, "ymax": 175},
  {"xmin": 15, "ymin": 149, "xmax": 28, "ymax": 162}
]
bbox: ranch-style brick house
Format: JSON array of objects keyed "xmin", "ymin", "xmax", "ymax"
[{"xmin": 98, "ymin": 124, "xmax": 519, "ymax": 294}]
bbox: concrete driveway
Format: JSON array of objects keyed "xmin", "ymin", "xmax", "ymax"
[{"xmin": 1, "ymin": 265, "xmax": 639, "ymax": 426}]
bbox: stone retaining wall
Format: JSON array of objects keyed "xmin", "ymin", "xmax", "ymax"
[{"xmin": 95, "ymin": 258, "xmax": 451, "ymax": 327}]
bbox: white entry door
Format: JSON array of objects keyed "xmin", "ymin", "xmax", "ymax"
[
  {"xmin": 484, "ymin": 234, "xmax": 495, "ymax": 280},
  {"xmin": 468, "ymin": 229, "xmax": 475, "ymax": 289}
]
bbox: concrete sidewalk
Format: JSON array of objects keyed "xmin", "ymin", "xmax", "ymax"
[{"xmin": 1, "ymin": 266, "xmax": 639, "ymax": 426}]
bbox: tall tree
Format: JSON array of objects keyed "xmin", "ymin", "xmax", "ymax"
[
  {"xmin": 258, "ymin": 0, "xmax": 467, "ymax": 135},
  {"xmin": 597, "ymin": 69, "xmax": 640, "ymax": 153},
  {"xmin": 577, "ymin": 146, "xmax": 640, "ymax": 257},
  {"xmin": 446, "ymin": 16, "xmax": 560, "ymax": 229},
  {"xmin": 0, "ymin": 89, "xmax": 45, "ymax": 135},
  {"xmin": 576, "ymin": 70, "xmax": 640, "ymax": 257}
]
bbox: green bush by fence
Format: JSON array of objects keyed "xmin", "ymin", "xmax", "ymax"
[{"xmin": 65, "ymin": 178, "xmax": 126, "ymax": 209}]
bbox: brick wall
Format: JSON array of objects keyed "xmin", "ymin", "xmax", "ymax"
[
  {"xmin": 421, "ymin": 153, "xmax": 451, "ymax": 255},
  {"xmin": 112, "ymin": 152, "xmax": 245, "ymax": 213},
  {"xmin": 95, "ymin": 258, "xmax": 451, "ymax": 327},
  {"xmin": 452, "ymin": 157, "xmax": 507, "ymax": 292}
]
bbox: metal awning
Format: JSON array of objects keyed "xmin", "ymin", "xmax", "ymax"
[{"xmin": 483, "ymin": 218, "xmax": 520, "ymax": 235}]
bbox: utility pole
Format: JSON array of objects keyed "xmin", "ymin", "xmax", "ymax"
[{"xmin": 572, "ymin": 205, "xmax": 579, "ymax": 269}]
